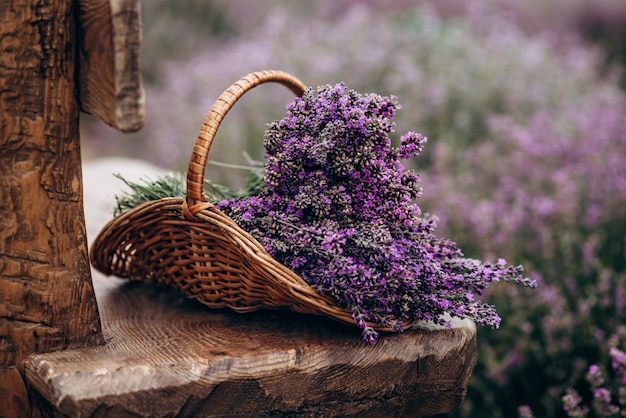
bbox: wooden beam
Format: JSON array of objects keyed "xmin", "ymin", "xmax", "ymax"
[
  {"xmin": 25, "ymin": 272, "xmax": 477, "ymax": 417},
  {"xmin": 77, "ymin": 0, "xmax": 145, "ymax": 133}
]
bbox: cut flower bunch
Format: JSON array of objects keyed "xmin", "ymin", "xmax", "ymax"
[{"xmin": 116, "ymin": 82, "xmax": 536, "ymax": 343}]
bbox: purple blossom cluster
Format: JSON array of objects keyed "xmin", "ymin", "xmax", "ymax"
[
  {"xmin": 216, "ymin": 83, "xmax": 535, "ymax": 343},
  {"xmin": 433, "ymin": 93, "xmax": 626, "ymax": 418},
  {"xmin": 552, "ymin": 347, "xmax": 626, "ymax": 417}
]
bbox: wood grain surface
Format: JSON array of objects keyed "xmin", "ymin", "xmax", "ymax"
[
  {"xmin": 0, "ymin": 2, "xmax": 104, "ymax": 417},
  {"xmin": 25, "ymin": 270, "xmax": 477, "ymax": 417},
  {"xmin": 77, "ymin": 0, "xmax": 145, "ymax": 132}
]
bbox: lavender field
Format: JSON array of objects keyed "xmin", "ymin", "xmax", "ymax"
[{"xmin": 81, "ymin": 1, "xmax": 626, "ymax": 416}]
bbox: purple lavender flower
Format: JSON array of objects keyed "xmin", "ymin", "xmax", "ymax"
[
  {"xmin": 592, "ymin": 388, "xmax": 619, "ymax": 416},
  {"xmin": 218, "ymin": 82, "xmax": 535, "ymax": 343},
  {"xmin": 610, "ymin": 347, "xmax": 626, "ymax": 385},
  {"xmin": 518, "ymin": 405, "xmax": 535, "ymax": 418},
  {"xmin": 586, "ymin": 364, "xmax": 605, "ymax": 388},
  {"xmin": 562, "ymin": 388, "xmax": 590, "ymax": 418}
]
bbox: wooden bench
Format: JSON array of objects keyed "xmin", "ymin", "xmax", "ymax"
[
  {"xmin": 26, "ymin": 270, "xmax": 476, "ymax": 417},
  {"xmin": 0, "ymin": 1, "xmax": 476, "ymax": 416}
]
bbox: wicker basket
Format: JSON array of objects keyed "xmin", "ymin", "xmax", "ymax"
[{"xmin": 90, "ymin": 70, "xmax": 414, "ymax": 333}]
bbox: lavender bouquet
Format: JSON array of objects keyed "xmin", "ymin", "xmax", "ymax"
[
  {"xmin": 116, "ymin": 82, "xmax": 535, "ymax": 344},
  {"xmin": 215, "ymin": 82, "xmax": 536, "ymax": 343}
]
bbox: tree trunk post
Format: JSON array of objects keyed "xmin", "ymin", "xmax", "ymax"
[{"xmin": 0, "ymin": 0, "xmax": 143, "ymax": 415}]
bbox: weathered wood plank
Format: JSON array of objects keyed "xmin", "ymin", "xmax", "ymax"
[
  {"xmin": 0, "ymin": 2, "xmax": 104, "ymax": 417},
  {"xmin": 77, "ymin": 0, "xmax": 145, "ymax": 132},
  {"xmin": 25, "ymin": 271, "xmax": 477, "ymax": 417}
]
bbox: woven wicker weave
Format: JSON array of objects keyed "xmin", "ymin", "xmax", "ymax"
[{"xmin": 90, "ymin": 70, "xmax": 414, "ymax": 332}]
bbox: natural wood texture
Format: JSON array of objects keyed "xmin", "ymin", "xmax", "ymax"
[
  {"xmin": 0, "ymin": 2, "xmax": 104, "ymax": 416},
  {"xmin": 1, "ymin": 1, "xmax": 144, "ymax": 415},
  {"xmin": 25, "ymin": 271, "xmax": 477, "ymax": 417},
  {"xmin": 77, "ymin": 0, "xmax": 145, "ymax": 132}
]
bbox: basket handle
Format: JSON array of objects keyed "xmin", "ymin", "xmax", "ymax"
[{"xmin": 186, "ymin": 70, "xmax": 307, "ymax": 206}]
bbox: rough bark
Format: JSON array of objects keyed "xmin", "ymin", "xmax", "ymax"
[{"xmin": 0, "ymin": 1, "xmax": 103, "ymax": 416}]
